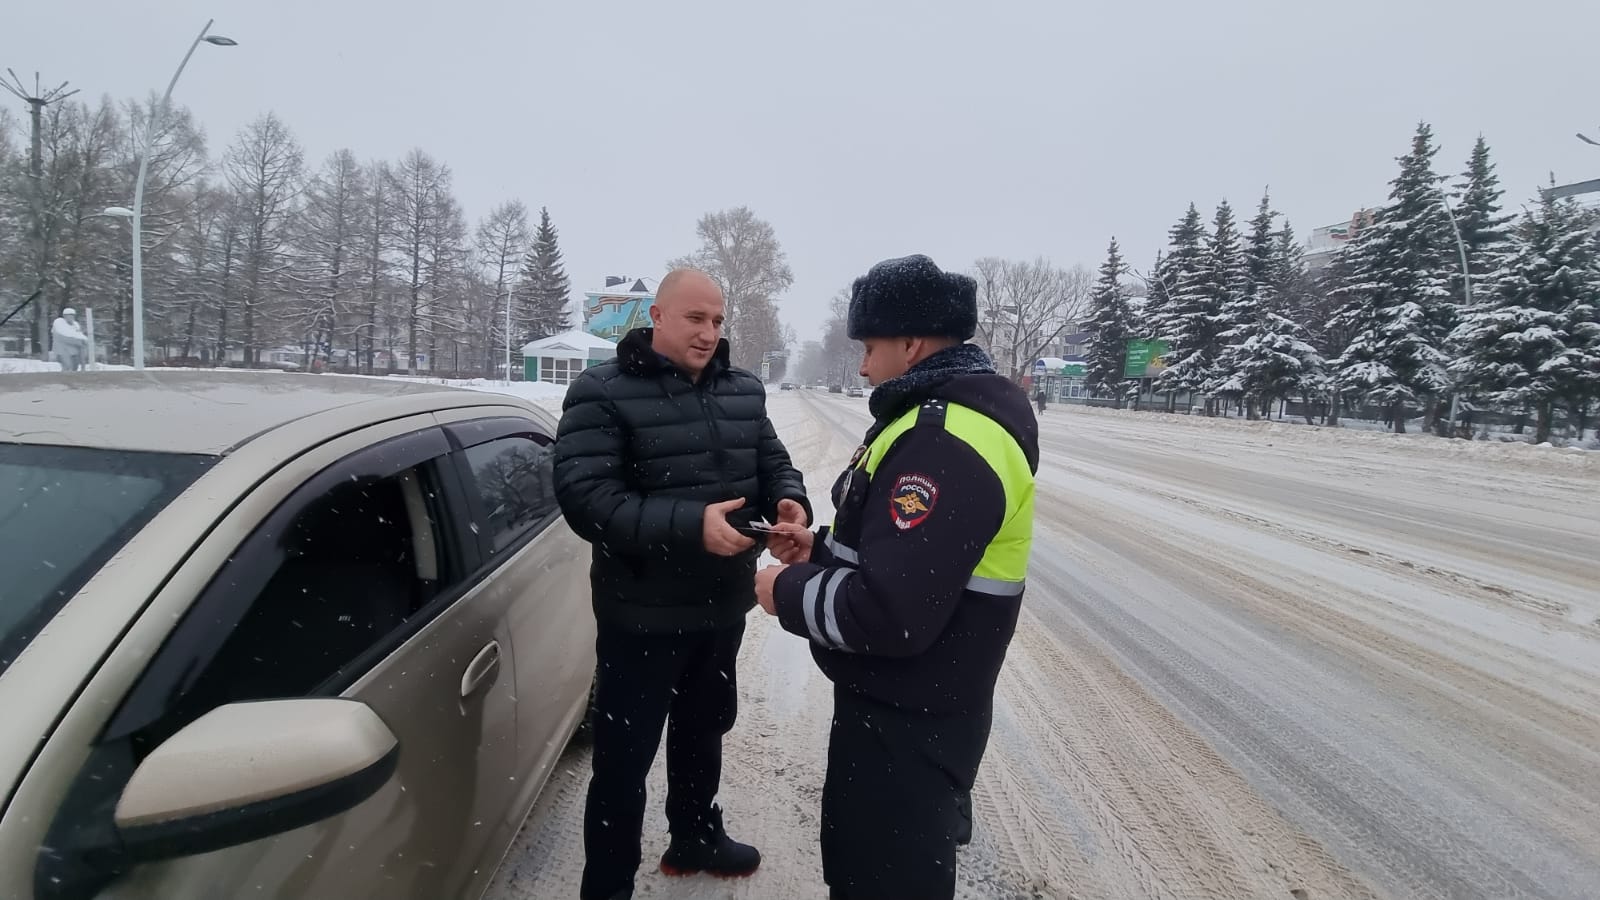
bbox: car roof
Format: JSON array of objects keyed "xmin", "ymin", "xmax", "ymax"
[{"xmin": 0, "ymin": 371, "xmax": 515, "ymax": 455}]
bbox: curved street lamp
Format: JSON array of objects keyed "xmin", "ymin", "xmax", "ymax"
[
  {"xmin": 128, "ymin": 20, "xmax": 236, "ymax": 369},
  {"xmin": 1432, "ymin": 189, "xmax": 1473, "ymax": 435}
]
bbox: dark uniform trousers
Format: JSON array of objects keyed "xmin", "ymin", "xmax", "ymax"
[
  {"xmin": 581, "ymin": 619, "xmax": 745, "ymax": 899},
  {"xmin": 822, "ymin": 684, "xmax": 993, "ymax": 900}
]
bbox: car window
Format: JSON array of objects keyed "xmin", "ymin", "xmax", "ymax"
[
  {"xmin": 183, "ymin": 467, "xmax": 448, "ymax": 707},
  {"xmin": 460, "ymin": 434, "xmax": 558, "ymax": 553},
  {"xmin": 106, "ymin": 428, "xmax": 465, "ymax": 752},
  {"xmin": 0, "ymin": 444, "xmax": 213, "ymax": 675}
]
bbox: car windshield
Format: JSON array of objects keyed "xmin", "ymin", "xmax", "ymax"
[{"xmin": 0, "ymin": 444, "xmax": 213, "ymax": 675}]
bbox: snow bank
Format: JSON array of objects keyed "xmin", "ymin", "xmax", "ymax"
[
  {"xmin": 330, "ymin": 373, "xmax": 570, "ymax": 413},
  {"xmin": 444, "ymin": 378, "xmax": 569, "ymax": 412},
  {"xmin": 0, "ymin": 359, "xmax": 278, "ymax": 375},
  {"xmin": 1060, "ymin": 403, "xmax": 1598, "ymax": 475},
  {"xmin": 0, "ymin": 358, "xmax": 138, "ymax": 374}
]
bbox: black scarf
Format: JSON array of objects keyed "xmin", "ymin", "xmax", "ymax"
[{"xmin": 867, "ymin": 342, "xmax": 996, "ymax": 422}]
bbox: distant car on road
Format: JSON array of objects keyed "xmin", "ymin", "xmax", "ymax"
[
  {"xmin": 846, "ymin": 386, "xmax": 864, "ymax": 398},
  {"xmin": 0, "ymin": 372, "xmax": 595, "ymax": 900},
  {"xmin": 780, "ymin": 382, "xmax": 795, "ymax": 391}
]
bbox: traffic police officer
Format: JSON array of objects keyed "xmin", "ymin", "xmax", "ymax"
[{"xmin": 756, "ymin": 253, "xmax": 1039, "ymax": 900}]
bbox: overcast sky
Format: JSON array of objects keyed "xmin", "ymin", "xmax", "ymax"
[{"xmin": 8, "ymin": 0, "xmax": 1599, "ymax": 343}]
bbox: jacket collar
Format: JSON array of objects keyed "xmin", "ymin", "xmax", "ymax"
[{"xmin": 618, "ymin": 327, "xmax": 731, "ymax": 382}]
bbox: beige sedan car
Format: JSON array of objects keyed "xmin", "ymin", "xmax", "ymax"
[{"xmin": 0, "ymin": 372, "xmax": 596, "ymax": 900}]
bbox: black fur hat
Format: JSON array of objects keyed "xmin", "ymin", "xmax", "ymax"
[{"xmin": 847, "ymin": 254, "xmax": 978, "ymax": 341}]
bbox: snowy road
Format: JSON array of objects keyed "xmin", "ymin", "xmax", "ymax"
[{"xmin": 487, "ymin": 392, "xmax": 1600, "ymax": 900}]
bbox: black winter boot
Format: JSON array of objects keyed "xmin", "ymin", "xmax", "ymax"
[{"xmin": 659, "ymin": 804, "xmax": 761, "ymax": 879}]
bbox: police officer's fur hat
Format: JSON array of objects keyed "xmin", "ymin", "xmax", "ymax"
[{"xmin": 847, "ymin": 254, "xmax": 978, "ymax": 342}]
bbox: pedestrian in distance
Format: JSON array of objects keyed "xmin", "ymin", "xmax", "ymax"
[
  {"xmin": 553, "ymin": 268, "xmax": 812, "ymax": 900},
  {"xmin": 757, "ymin": 253, "xmax": 1039, "ymax": 900}
]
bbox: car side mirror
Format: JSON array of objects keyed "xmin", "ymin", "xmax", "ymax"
[{"xmin": 113, "ymin": 698, "xmax": 398, "ymax": 864}]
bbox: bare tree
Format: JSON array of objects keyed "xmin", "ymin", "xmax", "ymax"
[
  {"xmin": 287, "ymin": 150, "xmax": 366, "ymax": 368},
  {"xmin": 121, "ymin": 94, "xmax": 208, "ymax": 354},
  {"xmin": 169, "ymin": 178, "xmax": 231, "ymax": 361},
  {"xmin": 1, "ymin": 99, "xmax": 122, "ymax": 355},
  {"xmin": 424, "ymin": 190, "xmax": 467, "ymax": 374},
  {"xmin": 820, "ymin": 291, "xmax": 857, "ymax": 386},
  {"xmin": 41, "ymin": 100, "xmax": 127, "ymax": 355},
  {"xmin": 387, "ymin": 149, "xmax": 459, "ymax": 375},
  {"xmin": 669, "ymin": 206, "xmax": 794, "ymax": 370},
  {"xmin": 475, "ymin": 200, "xmax": 530, "ymax": 375},
  {"xmin": 972, "ymin": 256, "xmax": 1008, "ymax": 359},
  {"xmin": 353, "ymin": 159, "xmax": 391, "ymax": 372},
  {"xmin": 971, "ymin": 258, "xmax": 1091, "ymax": 381},
  {"xmin": 223, "ymin": 112, "xmax": 304, "ymax": 366},
  {"xmin": 0, "ymin": 108, "xmax": 24, "ymax": 323}
]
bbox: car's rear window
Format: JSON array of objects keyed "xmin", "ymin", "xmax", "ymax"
[{"xmin": 0, "ymin": 444, "xmax": 214, "ymax": 675}]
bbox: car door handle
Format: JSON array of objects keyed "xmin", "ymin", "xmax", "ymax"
[{"xmin": 460, "ymin": 641, "xmax": 501, "ymax": 699}]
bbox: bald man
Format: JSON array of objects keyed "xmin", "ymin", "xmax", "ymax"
[{"xmin": 553, "ymin": 269, "xmax": 811, "ymax": 900}]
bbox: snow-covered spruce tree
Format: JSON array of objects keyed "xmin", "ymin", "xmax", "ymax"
[
  {"xmin": 1084, "ymin": 237, "xmax": 1133, "ymax": 406},
  {"xmin": 1450, "ymin": 192, "xmax": 1600, "ymax": 444},
  {"xmin": 1272, "ymin": 221, "xmax": 1332, "ymax": 422},
  {"xmin": 1211, "ymin": 193, "xmax": 1274, "ymax": 416},
  {"xmin": 1139, "ymin": 250, "xmax": 1169, "ymax": 337},
  {"xmin": 1452, "ymin": 136, "xmax": 1516, "ymax": 301},
  {"xmin": 1566, "ymin": 211, "xmax": 1600, "ymax": 438},
  {"xmin": 1159, "ymin": 200, "xmax": 1240, "ymax": 415},
  {"xmin": 1212, "ymin": 192, "xmax": 1326, "ymax": 419},
  {"xmin": 516, "ymin": 206, "xmax": 572, "ymax": 342},
  {"xmin": 1433, "ymin": 135, "xmax": 1519, "ymax": 433},
  {"xmin": 1330, "ymin": 123, "xmax": 1455, "ymax": 433},
  {"xmin": 1148, "ymin": 204, "xmax": 1207, "ymax": 411}
]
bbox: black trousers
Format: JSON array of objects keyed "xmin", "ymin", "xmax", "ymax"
[
  {"xmin": 822, "ymin": 686, "xmax": 992, "ymax": 900},
  {"xmin": 580, "ymin": 619, "xmax": 745, "ymax": 900}
]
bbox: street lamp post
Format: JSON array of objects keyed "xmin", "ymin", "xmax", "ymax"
[
  {"xmin": 503, "ymin": 286, "xmax": 514, "ymax": 386},
  {"xmin": 129, "ymin": 19, "xmax": 236, "ymax": 370},
  {"xmin": 1434, "ymin": 189, "xmax": 1472, "ymax": 435},
  {"xmin": 87, "ymin": 207, "xmax": 135, "ymax": 367}
]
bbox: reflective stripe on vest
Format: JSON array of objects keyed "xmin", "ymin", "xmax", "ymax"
[{"xmin": 859, "ymin": 399, "xmax": 1034, "ymax": 593}]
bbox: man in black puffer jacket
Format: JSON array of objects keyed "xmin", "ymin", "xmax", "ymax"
[{"xmin": 553, "ymin": 268, "xmax": 810, "ymax": 900}]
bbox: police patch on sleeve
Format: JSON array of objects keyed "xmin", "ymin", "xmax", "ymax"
[{"xmin": 889, "ymin": 473, "xmax": 938, "ymax": 531}]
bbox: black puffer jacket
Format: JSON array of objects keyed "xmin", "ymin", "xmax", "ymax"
[{"xmin": 553, "ymin": 328, "xmax": 811, "ymax": 633}]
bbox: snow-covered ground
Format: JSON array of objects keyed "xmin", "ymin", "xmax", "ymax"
[
  {"xmin": 485, "ymin": 391, "xmax": 1600, "ymax": 900},
  {"xmin": 0, "ymin": 358, "xmax": 135, "ymax": 374},
  {"xmin": 6, "ymin": 366, "xmax": 1596, "ymax": 897}
]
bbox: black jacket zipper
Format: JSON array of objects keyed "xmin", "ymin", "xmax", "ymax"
[{"xmin": 698, "ymin": 385, "xmax": 737, "ymax": 498}]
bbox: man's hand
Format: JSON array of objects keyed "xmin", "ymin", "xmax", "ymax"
[
  {"xmin": 766, "ymin": 522, "xmax": 814, "ymax": 564},
  {"xmin": 755, "ymin": 563, "xmax": 787, "ymax": 615},
  {"xmin": 703, "ymin": 497, "xmax": 757, "ymax": 557},
  {"xmin": 776, "ymin": 498, "xmax": 810, "ymax": 528}
]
